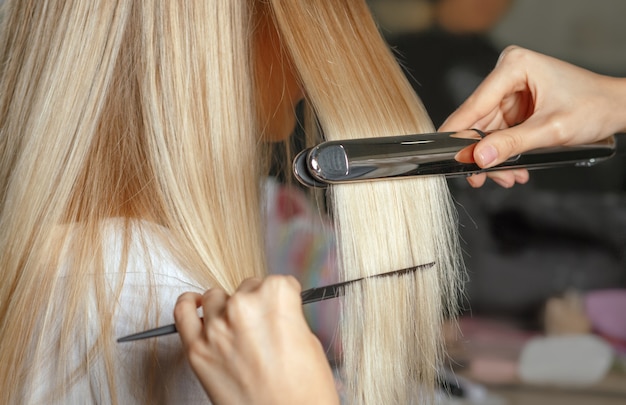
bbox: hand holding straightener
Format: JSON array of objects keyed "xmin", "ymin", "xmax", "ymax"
[{"xmin": 440, "ymin": 46, "xmax": 626, "ymax": 188}]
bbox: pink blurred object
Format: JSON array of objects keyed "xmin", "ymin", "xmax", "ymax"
[
  {"xmin": 453, "ymin": 317, "xmax": 537, "ymax": 384},
  {"xmin": 469, "ymin": 358, "xmax": 519, "ymax": 384},
  {"xmin": 585, "ymin": 289, "xmax": 626, "ymax": 342},
  {"xmin": 264, "ymin": 178, "xmax": 340, "ymax": 356}
]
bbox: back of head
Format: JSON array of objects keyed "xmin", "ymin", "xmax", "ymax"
[{"xmin": 0, "ymin": 0, "xmax": 267, "ymax": 402}]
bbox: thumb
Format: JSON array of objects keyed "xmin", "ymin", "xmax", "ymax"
[{"xmin": 473, "ymin": 120, "xmax": 556, "ymax": 168}]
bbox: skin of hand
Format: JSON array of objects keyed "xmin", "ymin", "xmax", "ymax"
[
  {"xmin": 440, "ymin": 46, "xmax": 626, "ymax": 188},
  {"xmin": 174, "ymin": 276, "xmax": 340, "ymax": 405}
]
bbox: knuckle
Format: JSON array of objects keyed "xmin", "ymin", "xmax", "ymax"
[
  {"xmin": 515, "ymin": 169, "xmax": 530, "ymax": 184},
  {"xmin": 499, "ymin": 45, "xmax": 524, "ymax": 63},
  {"xmin": 240, "ymin": 277, "xmax": 262, "ymax": 290},
  {"xmin": 173, "ymin": 292, "xmax": 198, "ymax": 320},
  {"xmin": 202, "ymin": 287, "xmax": 226, "ymax": 304},
  {"xmin": 501, "ymin": 133, "xmax": 524, "ymax": 155},
  {"xmin": 283, "ymin": 275, "xmax": 301, "ymax": 291},
  {"xmin": 498, "ymin": 46, "xmax": 535, "ymax": 75},
  {"xmin": 488, "ymin": 172, "xmax": 515, "ymax": 188},
  {"xmin": 502, "ymin": 176, "xmax": 516, "ymax": 188},
  {"xmin": 226, "ymin": 293, "xmax": 252, "ymax": 320},
  {"xmin": 497, "ymin": 45, "xmax": 517, "ymax": 65},
  {"xmin": 263, "ymin": 274, "xmax": 286, "ymax": 289},
  {"xmin": 547, "ymin": 118, "xmax": 569, "ymax": 144},
  {"xmin": 187, "ymin": 339, "xmax": 212, "ymax": 367},
  {"xmin": 173, "ymin": 301, "xmax": 187, "ymax": 321},
  {"xmin": 264, "ymin": 275, "xmax": 301, "ymax": 298},
  {"xmin": 176, "ymin": 291, "xmax": 192, "ymax": 303},
  {"xmin": 504, "ymin": 134, "xmax": 521, "ymax": 151},
  {"xmin": 188, "ymin": 338, "xmax": 207, "ymax": 356},
  {"xmin": 203, "ymin": 287, "xmax": 223, "ymax": 298}
]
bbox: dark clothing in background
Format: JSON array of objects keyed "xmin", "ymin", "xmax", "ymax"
[{"xmin": 389, "ymin": 27, "xmax": 501, "ymax": 127}]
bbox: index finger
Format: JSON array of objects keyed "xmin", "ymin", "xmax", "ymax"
[{"xmin": 174, "ymin": 292, "xmax": 204, "ymax": 349}]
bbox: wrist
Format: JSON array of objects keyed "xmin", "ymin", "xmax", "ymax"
[{"xmin": 607, "ymin": 77, "xmax": 626, "ymax": 133}]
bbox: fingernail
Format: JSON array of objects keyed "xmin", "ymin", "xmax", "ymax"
[{"xmin": 477, "ymin": 145, "xmax": 498, "ymax": 167}]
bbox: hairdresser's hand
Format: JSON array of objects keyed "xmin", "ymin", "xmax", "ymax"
[
  {"xmin": 441, "ymin": 46, "xmax": 626, "ymax": 188},
  {"xmin": 174, "ymin": 276, "xmax": 339, "ymax": 405}
]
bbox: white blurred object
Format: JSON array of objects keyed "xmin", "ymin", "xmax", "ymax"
[{"xmin": 519, "ymin": 334, "xmax": 613, "ymax": 386}]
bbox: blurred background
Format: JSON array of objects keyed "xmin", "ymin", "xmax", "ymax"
[
  {"xmin": 1, "ymin": 0, "xmax": 623, "ymax": 403},
  {"xmin": 367, "ymin": 1, "xmax": 626, "ymax": 403}
]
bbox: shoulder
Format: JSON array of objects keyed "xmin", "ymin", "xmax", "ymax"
[
  {"xmin": 94, "ymin": 218, "xmax": 206, "ymax": 328},
  {"xmin": 30, "ymin": 219, "xmax": 209, "ymax": 403},
  {"xmin": 100, "ymin": 219, "xmax": 209, "ymax": 402}
]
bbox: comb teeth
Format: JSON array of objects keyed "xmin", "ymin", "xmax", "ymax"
[{"xmin": 377, "ymin": 262, "xmax": 435, "ymax": 279}]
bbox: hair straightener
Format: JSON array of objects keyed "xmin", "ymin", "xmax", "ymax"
[{"xmin": 293, "ymin": 129, "xmax": 616, "ymax": 188}]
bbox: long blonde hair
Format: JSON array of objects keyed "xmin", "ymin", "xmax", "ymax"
[
  {"xmin": 273, "ymin": 0, "xmax": 461, "ymax": 402},
  {"xmin": 0, "ymin": 0, "xmax": 460, "ymax": 403},
  {"xmin": 0, "ymin": 1, "xmax": 266, "ymax": 402}
]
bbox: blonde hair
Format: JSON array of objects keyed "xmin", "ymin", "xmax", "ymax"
[
  {"xmin": 273, "ymin": 0, "xmax": 461, "ymax": 402},
  {"xmin": 0, "ymin": 0, "xmax": 460, "ymax": 403},
  {"xmin": 0, "ymin": 1, "xmax": 266, "ymax": 403}
]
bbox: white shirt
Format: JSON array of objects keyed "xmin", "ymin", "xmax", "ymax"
[{"xmin": 25, "ymin": 219, "xmax": 209, "ymax": 404}]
